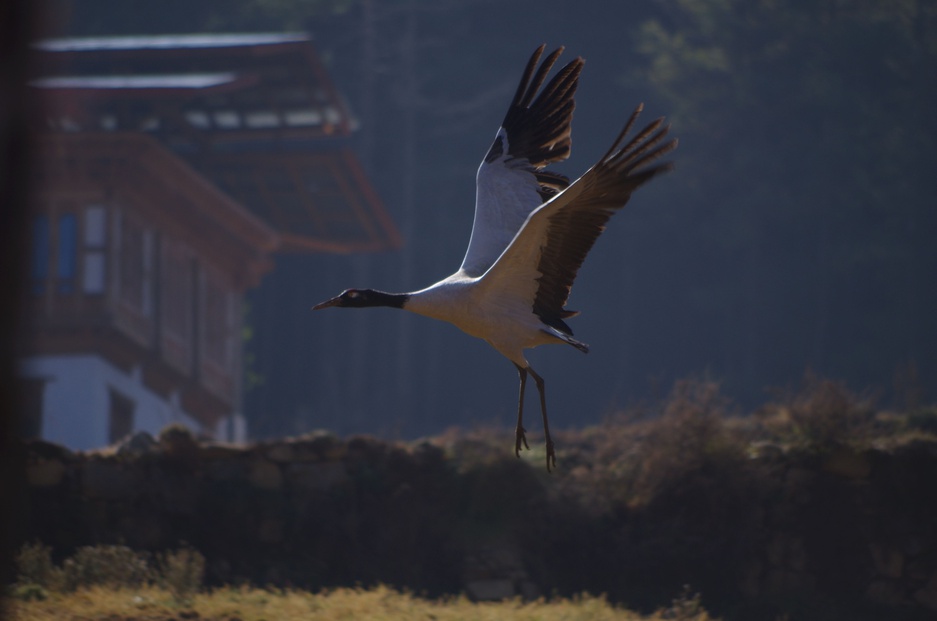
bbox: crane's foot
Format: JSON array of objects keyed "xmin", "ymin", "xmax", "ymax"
[
  {"xmin": 545, "ymin": 439, "xmax": 556, "ymax": 473},
  {"xmin": 515, "ymin": 426, "xmax": 530, "ymax": 457}
]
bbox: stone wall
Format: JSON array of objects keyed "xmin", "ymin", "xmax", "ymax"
[{"xmin": 16, "ymin": 428, "xmax": 937, "ymax": 620}]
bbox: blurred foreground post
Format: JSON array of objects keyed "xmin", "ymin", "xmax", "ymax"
[{"xmin": 1, "ymin": 0, "xmax": 37, "ymax": 614}]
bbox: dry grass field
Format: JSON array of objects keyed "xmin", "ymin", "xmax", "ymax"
[{"xmin": 7, "ymin": 584, "xmax": 714, "ymax": 621}]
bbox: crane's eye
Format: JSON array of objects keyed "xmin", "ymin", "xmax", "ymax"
[{"xmin": 346, "ymin": 290, "xmax": 360, "ymax": 299}]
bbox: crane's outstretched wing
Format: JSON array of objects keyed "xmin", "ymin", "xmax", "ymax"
[
  {"xmin": 481, "ymin": 105, "xmax": 677, "ymax": 335},
  {"xmin": 460, "ymin": 45, "xmax": 584, "ymax": 277}
]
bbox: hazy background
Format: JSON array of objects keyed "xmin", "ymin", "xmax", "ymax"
[{"xmin": 46, "ymin": 0, "xmax": 937, "ymax": 440}]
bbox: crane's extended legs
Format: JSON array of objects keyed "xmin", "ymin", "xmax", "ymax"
[
  {"xmin": 513, "ymin": 363, "xmax": 531, "ymax": 457},
  {"xmin": 513, "ymin": 363, "xmax": 556, "ymax": 472}
]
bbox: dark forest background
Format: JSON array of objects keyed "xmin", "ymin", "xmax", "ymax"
[{"xmin": 48, "ymin": 0, "xmax": 937, "ymax": 440}]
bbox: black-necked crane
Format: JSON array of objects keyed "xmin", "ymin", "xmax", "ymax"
[{"xmin": 314, "ymin": 45, "xmax": 677, "ymax": 471}]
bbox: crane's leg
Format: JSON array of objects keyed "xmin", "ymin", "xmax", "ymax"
[
  {"xmin": 513, "ymin": 363, "xmax": 530, "ymax": 457},
  {"xmin": 526, "ymin": 365, "xmax": 556, "ymax": 472}
]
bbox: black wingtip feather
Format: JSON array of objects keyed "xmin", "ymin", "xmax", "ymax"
[
  {"xmin": 496, "ymin": 45, "xmax": 584, "ymax": 170},
  {"xmin": 520, "ymin": 46, "xmax": 565, "ymax": 109},
  {"xmin": 531, "ymin": 105, "xmax": 676, "ymax": 332},
  {"xmin": 509, "ymin": 44, "xmax": 547, "ymax": 111}
]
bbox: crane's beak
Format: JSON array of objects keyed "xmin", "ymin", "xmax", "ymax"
[{"xmin": 312, "ymin": 296, "xmax": 341, "ymax": 310}]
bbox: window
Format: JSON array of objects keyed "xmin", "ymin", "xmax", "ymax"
[
  {"xmin": 117, "ymin": 213, "xmax": 154, "ymax": 316},
  {"xmin": 84, "ymin": 206, "xmax": 106, "ymax": 246},
  {"xmin": 56, "ymin": 214, "xmax": 77, "ymax": 293},
  {"xmin": 30, "ymin": 206, "xmax": 107, "ymax": 296},
  {"xmin": 83, "ymin": 206, "xmax": 107, "ymax": 294},
  {"xmin": 108, "ymin": 389, "xmax": 135, "ymax": 444},
  {"xmin": 160, "ymin": 239, "xmax": 195, "ymax": 373},
  {"xmin": 162, "ymin": 240, "xmax": 193, "ymax": 339}
]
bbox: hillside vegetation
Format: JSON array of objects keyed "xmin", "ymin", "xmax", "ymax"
[{"xmin": 13, "ymin": 377, "xmax": 937, "ymax": 621}]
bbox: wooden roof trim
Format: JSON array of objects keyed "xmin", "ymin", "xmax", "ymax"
[
  {"xmin": 33, "ymin": 72, "xmax": 260, "ymax": 101},
  {"xmin": 192, "ymin": 148, "xmax": 402, "ymax": 254},
  {"xmin": 35, "ymin": 33, "xmax": 312, "ymax": 57},
  {"xmin": 136, "ymin": 135, "xmax": 281, "ymax": 254}
]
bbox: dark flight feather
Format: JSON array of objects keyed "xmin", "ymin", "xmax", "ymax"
[{"xmin": 532, "ymin": 105, "xmax": 677, "ymax": 334}]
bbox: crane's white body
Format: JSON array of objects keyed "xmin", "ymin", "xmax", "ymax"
[{"xmin": 405, "ymin": 269, "xmax": 573, "ymax": 369}]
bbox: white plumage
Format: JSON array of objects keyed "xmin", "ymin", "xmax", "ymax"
[{"xmin": 314, "ymin": 45, "xmax": 677, "ymax": 470}]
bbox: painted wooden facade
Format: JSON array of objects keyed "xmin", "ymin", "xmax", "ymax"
[{"xmin": 20, "ymin": 34, "xmax": 400, "ymax": 449}]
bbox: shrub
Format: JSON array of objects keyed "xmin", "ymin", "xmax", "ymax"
[
  {"xmin": 13, "ymin": 542, "xmax": 206, "ymax": 603},
  {"xmin": 658, "ymin": 585, "xmax": 711, "ymax": 620},
  {"xmin": 62, "ymin": 544, "xmax": 153, "ymax": 591},
  {"xmin": 157, "ymin": 545, "xmax": 206, "ymax": 604},
  {"xmin": 10, "ymin": 582, "xmax": 48, "ymax": 601},
  {"xmin": 760, "ymin": 373, "xmax": 874, "ymax": 450},
  {"xmin": 570, "ymin": 379, "xmax": 746, "ymax": 512},
  {"xmin": 630, "ymin": 381, "xmax": 738, "ymax": 503},
  {"xmin": 14, "ymin": 542, "xmax": 61, "ymax": 590}
]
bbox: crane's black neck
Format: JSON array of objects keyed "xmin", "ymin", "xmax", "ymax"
[{"xmin": 341, "ymin": 289, "xmax": 409, "ymax": 309}]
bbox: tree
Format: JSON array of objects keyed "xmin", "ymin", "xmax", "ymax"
[{"xmin": 630, "ymin": 0, "xmax": 937, "ymax": 401}]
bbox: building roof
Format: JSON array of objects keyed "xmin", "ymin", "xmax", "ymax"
[
  {"xmin": 33, "ymin": 33, "xmax": 401, "ymax": 254},
  {"xmin": 35, "ymin": 32, "xmax": 311, "ymax": 52},
  {"xmin": 33, "ymin": 73, "xmax": 243, "ymax": 90}
]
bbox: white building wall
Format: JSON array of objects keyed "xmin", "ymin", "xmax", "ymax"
[
  {"xmin": 213, "ymin": 413, "xmax": 248, "ymax": 444},
  {"xmin": 19, "ymin": 353, "xmax": 204, "ymax": 451}
]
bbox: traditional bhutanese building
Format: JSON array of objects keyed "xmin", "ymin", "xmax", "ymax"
[{"xmin": 19, "ymin": 33, "xmax": 401, "ymax": 450}]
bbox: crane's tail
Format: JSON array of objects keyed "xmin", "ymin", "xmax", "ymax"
[{"xmin": 542, "ymin": 327, "xmax": 589, "ymax": 354}]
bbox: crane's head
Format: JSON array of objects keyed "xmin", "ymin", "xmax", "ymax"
[{"xmin": 312, "ymin": 288, "xmax": 408, "ymax": 310}]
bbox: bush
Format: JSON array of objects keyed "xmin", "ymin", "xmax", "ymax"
[
  {"xmin": 548, "ymin": 379, "xmax": 746, "ymax": 516},
  {"xmin": 10, "ymin": 582, "xmax": 48, "ymax": 601},
  {"xmin": 586, "ymin": 379, "xmax": 744, "ymax": 509},
  {"xmin": 659, "ymin": 585, "xmax": 709, "ymax": 620},
  {"xmin": 62, "ymin": 544, "xmax": 153, "ymax": 591},
  {"xmin": 157, "ymin": 544, "xmax": 205, "ymax": 604},
  {"xmin": 14, "ymin": 542, "xmax": 62, "ymax": 590},
  {"xmin": 13, "ymin": 542, "xmax": 205, "ymax": 603},
  {"xmin": 760, "ymin": 373, "xmax": 874, "ymax": 450}
]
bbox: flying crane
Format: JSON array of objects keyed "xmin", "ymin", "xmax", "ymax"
[{"xmin": 314, "ymin": 45, "xmax": 677, "ymax": 470}]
